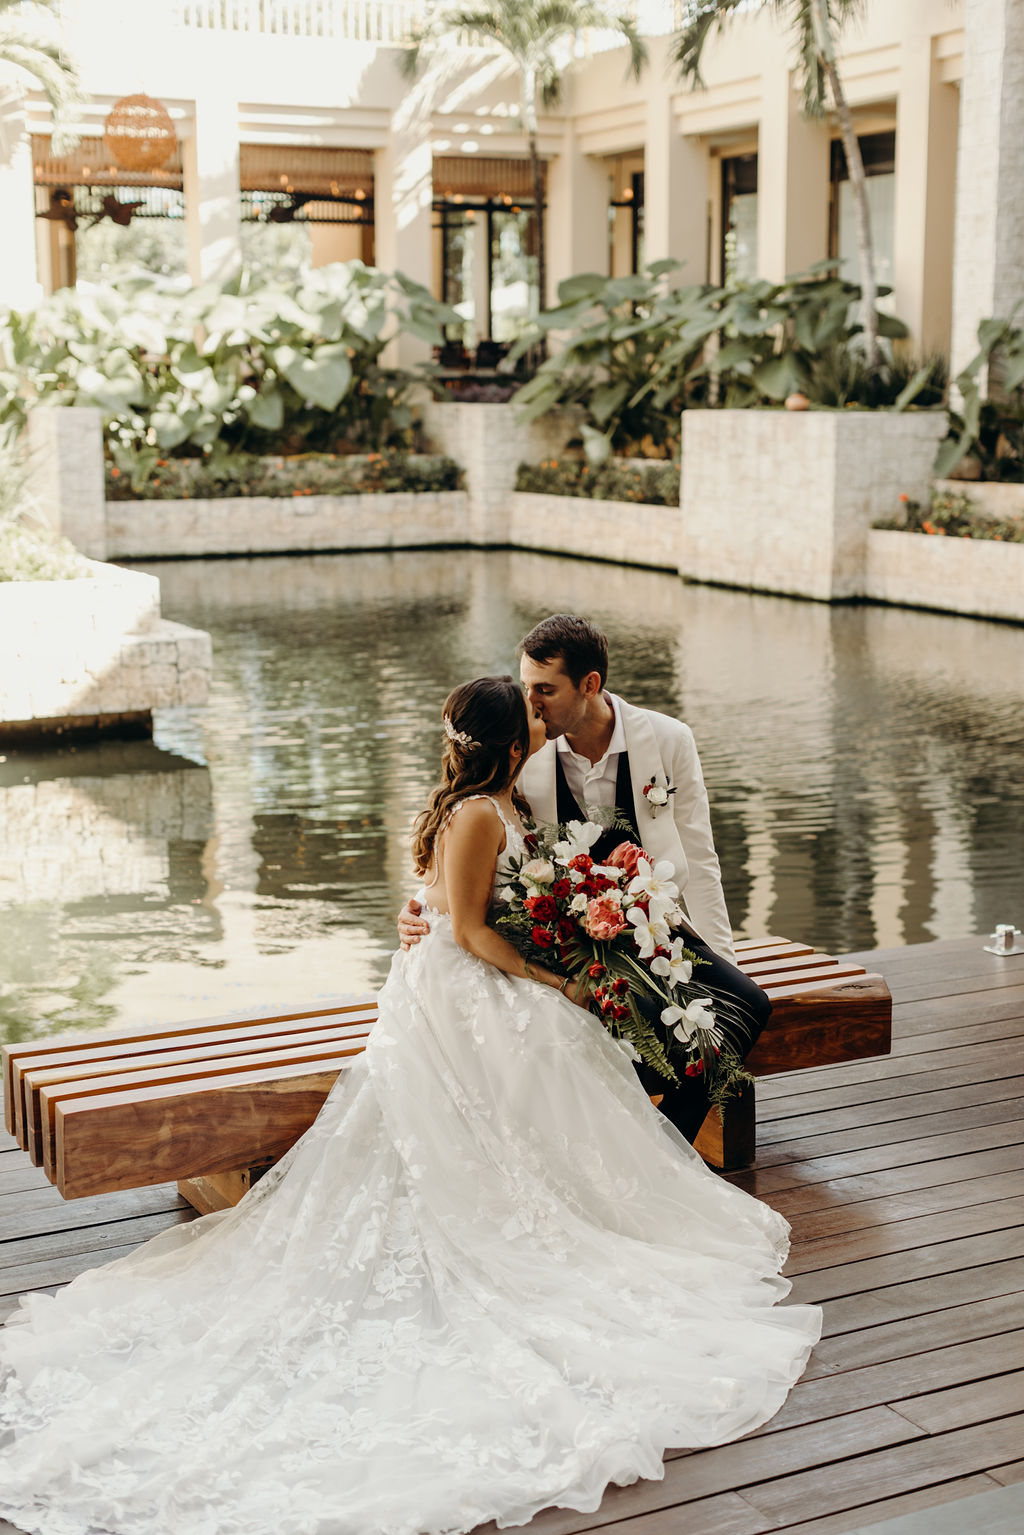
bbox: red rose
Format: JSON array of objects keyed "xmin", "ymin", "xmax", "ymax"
[
  {"xmin": 591, "ymin": 873, "xmax": 615, "ymax": 893},
  {"xmin": 568, "ymin": 854, "xmax": 593, "ymax": 874},
  {"xmin": 684, "ymin": 1060, "xmax": 704, "ymax": 1077},
  {"xmin": 525, "ymin": 895, "xmax": 558, "ymax": 921},
  {"xmin": 552, "ymin": 879, "xmax": 572, "ymax": 900},
  {"xmin": 531, "ymin": 926, "xmax": 555, "ymax": 948},
  {"xmin": 611, "ymin": 978, "xmax": 629, "ymax": 996},
  {"xmin": 557, "ymin": 917, "xmax": 576, "ymax": 943},
  {"xmin": 613, "ymin": 1004, "xmax": 629, "ymax": 1021},
  {"xmin": 523, "ymin": 833, "xmax": 540, "ymax": 851},
  {"xmin": 588, "ymin": 963, "xmax": 606, "ymax": 979}
]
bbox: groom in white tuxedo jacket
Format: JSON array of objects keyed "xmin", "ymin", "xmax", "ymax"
[{"xmin": 518, "ymin": 686, "xmax": 736, "ymax": 966}]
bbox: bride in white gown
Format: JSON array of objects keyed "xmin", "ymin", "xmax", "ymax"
[{"xmin": 0, "ymin": 675, "xmax": 821, "ymax": 1535}]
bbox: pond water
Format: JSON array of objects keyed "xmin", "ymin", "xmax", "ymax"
[{"xmin": 2, "ymin": 547, "xmax": 1022, "ymax": 1047}]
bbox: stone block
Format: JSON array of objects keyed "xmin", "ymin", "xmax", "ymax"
[{"xmin": 680, "ymin": 409, "xmax": 948, "ymax": 601}]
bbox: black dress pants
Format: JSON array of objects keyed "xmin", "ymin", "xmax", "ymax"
[{"xmin": 634, "ymin": 932, "xmax": 772, "ymax": 1144}]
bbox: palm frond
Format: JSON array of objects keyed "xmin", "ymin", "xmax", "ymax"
[{"xmin": 670, "ymin": 0, "xmax": 751, "ymax": 86}]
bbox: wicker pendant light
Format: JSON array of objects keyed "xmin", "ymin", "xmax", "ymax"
[{"xmin": 104, "ymin": 94, "xmax": 176, "ymax": 173}]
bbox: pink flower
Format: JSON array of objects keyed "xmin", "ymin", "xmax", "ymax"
[
  {"xmin": 583, "ymin": 894, "xmax": 628, "ymax": 941},
  {"xmin": 606, "ymin": 841, "xmax": 648, "ymax": 880}
]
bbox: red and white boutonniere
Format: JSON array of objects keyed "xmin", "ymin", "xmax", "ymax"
[{"xmin": 642, "ymin": 773, "xmax": 676, "ymax": 818}]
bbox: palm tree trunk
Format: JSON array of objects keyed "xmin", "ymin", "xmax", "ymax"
[
  {"xmin": 528, "ymin": 127, "xmax": 546, "ymax": 323},
  {"xmin": 808, "ymin": 0, "xmax": 878, "ymax": 370},
  {"xmin": 521, "ymin": 65, "xmax": 546, "ymax": 358}
]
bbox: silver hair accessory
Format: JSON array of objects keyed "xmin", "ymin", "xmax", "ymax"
[{"xmin": 443, "ymin": 714, "xmax": 479, "ymax": 750}]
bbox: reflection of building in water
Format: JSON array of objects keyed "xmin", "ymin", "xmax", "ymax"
[
  {"xmin": 144, "ymin": 548, "xmax": 1024, "ymax": 967},
  {"xmin": 0, "ymin": 741, "xmax": 212, "ymax": 905},
  {"xmin": 0, "ymin": 742, "xmax": 216, "ymax": 1042}
]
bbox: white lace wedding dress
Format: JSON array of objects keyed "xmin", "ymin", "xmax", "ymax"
[{"xmin": 0, "ymin": 799, "xmax": 820, "ymax": 1535}]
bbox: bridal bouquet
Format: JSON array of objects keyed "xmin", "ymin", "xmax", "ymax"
[{"xmin": 495, "ymin": 818, "xmax": 753, "ymax": 1108}]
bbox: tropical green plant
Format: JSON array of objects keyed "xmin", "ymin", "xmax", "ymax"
[
  {"xmin": 0, "ymin": 0, "xmax": 84, "ymax": 151},
  {"xmin": 0, "ymin": 263, "xmax": 461, "ymax": 476},
  {"xmin": 105, "ymin": 449, "xmax": 463, "ymax": 502},
  {"xmin": 400, "ymin": 0, "xmax": 647, "ymax": 315},
  {"xmin": 510, "ymin": 260, "xmax": 910, "ymax": 462},
  {"xmin": 515, "ymin": 456, "xmax": 680, "ymax": 505},
  {"xmin": 672, "ymin": 0, "xmax": 882, "ymax": 368},
  {"xmin": 805, "ymin": 345, "xmax": 947, "ymax": 409},
  {"xmin": 936, "ymin": 313, "xmax": 1024, "ymax": 481}
]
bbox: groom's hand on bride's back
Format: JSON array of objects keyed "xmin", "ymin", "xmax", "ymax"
[{"xmin": 398, "ymin": 897, "xmax": 430, "ymax": 950}]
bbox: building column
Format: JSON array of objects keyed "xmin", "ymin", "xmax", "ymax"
[
  {"xmin": 644, "ymin": 91, "xmax": 708, "ymax": 281},
  {"xmin": 951, "ymin": 0, "xmax": 1024, "ymax": 377},
  {"xmin": 0, "ymin": 94, "xmax": 41, "ymax": 308},
  {"xmin": 756, "ymin": 69, "xmax": 830, "ymax": 283},
  {"xmin": 182, "ymin": 90, "xmax": 241, "ymax": 286},
  {"xmin": 545, "ymin": 131, "xmax": 608, "ymax": 302},
  {"xmin": 893, "ymin": 37, "xmax": 958, "ymax": 354},
  {"xmin": 374, "ymin": 127, "xmax": 433, "ymax": 364}
]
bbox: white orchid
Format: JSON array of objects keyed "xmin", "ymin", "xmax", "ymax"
[
  {"xmin": 650, "ymin": 936, "xmax": 693, "ymax": 989},
  {"xmin": 553, "ymin": 820, "xmax": 603, "ymax": 865},
  {"xmin": 627, "ymin": 905, "xmax": 671, "ymax": 959},
  {"xmin": 627, "ymin": 858, "xmax": 679, "ymax": 919},
  {"xmin": 661, "ymin": 995, "xmax": 720, "ymax": 1045}
]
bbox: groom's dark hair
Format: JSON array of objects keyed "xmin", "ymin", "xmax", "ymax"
[{"xmin": 518, "ymin": 615, "xmax": 608, "ymax": 689}]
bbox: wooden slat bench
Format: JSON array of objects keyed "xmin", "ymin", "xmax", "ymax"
[{"xmin": 2, "ymin": 939, "xmax": 891, "ymax": 1211}]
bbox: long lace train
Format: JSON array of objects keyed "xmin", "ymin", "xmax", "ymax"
[{"xmin": 0, "ymin": 886, "xmax": 821, "ymax": 1535}]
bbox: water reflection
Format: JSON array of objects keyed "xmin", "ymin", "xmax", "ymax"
[{"xmin": 2, "ymin": 548, "xmax": 1022, "ymax": 1044}]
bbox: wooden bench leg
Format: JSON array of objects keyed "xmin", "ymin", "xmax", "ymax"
[
  {"xmin": 692, "ymin": 1083, "xmax": 756, "ymax": 1172},
  {"xmin": 178, "ymin": 1159, "xmax": 277, "ymax": 1215}
]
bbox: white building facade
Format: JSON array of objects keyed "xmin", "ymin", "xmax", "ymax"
[{"xmin": 1, "ymin": 0, "xmax": 1021, "ymax": 368}]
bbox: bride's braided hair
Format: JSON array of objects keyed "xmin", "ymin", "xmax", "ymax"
[{"xmin": 412, "ymin": 676, "xmax": 532, "ymax": 875}]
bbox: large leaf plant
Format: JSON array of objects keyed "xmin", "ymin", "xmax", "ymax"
[{"xmin": 0, "ymin": 263, "xmax": 460, "ymax": 489}]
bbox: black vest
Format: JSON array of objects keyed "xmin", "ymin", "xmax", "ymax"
[{"xmin": 554, "ymin": 749, "xmax": 641, "ymax": 865}]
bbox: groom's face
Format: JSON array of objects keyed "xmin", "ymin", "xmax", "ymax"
[{"xmin": 520, "ymin": 656, "xmax": 591, "ymax": 741}]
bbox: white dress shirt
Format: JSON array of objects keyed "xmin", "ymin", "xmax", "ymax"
[{"xmin": 555, "ymin": 694, "xmax": 628, "ymax": 812}]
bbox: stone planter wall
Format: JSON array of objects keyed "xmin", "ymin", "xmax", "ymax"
[
  {"xmin": 509, "ymin": 492, "xmax": 679, "ymax": 570},
  {"xmin": 106, "ymin": 490, "xmax": 470, "ymax": 560},
  {"xmin": 680, "ymin": 410, "xmax": 948, "ymax": 600},
  {"xmin": 419, "ymin": 400, "xmax": 579, "ymax": 546},
  {"xmin": 865, "ymin": 529, "xmax": 1024, "ymax": 623},
  {"xmin": 0, "ymin": 560, "xmax": 213, "ymax": 736}
]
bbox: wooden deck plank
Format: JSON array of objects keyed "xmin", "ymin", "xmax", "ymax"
[
  {"xmin": 763, "ymin": 1329, "xmax": 1024, "ymax": 1433},
  {"xmin": 757, "ymin": 1076, "xmax": 1024, "ymax": 1145},
  {"xmin": 753, "ymin": 1099, "xmax": 1024, "ymax": 1168},
  {"xmin": 731, "ymin": 1121, "xmax": 1024, "ymax": 1193},
  {"xmin": 801, "ymin": 1253, "xmax": 1024, "ymax": 1325},
  {"xmin": 736, "ymin": 1414, "xmax": 1024, "ymax": 1526},
  {"xmin": 746, "ymin": 1475, "xmax": 999, "ymax": 1535},
  {"xmin": 801, "ymin": 1298, "xmax": 1024, "ymax": 1381},
  {"xmin": 786, "ymin": 1196, "xmax": 1024, "ymax": 1275}
]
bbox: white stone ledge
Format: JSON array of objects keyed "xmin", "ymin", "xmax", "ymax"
[
  {"xmin": 865, "ymin": 529, "xmax": 1024, "ymax": 623},
  {"xmin": 0, "ymin": 561, "xmax": 213, "ymax": 729},
  {"xmin": 508, "ymin": 492, "xmax": 679, "ymax": 569},
  {"xmin": 105, "ymin": 490, "xmax": 471, "ymax": 558}
]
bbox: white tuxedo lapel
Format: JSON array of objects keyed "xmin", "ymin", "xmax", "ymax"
[
  {"xmin": 518, "ymin": 741, "xmax": 558, "ymax": 828},
  {"xmin": 616, "ymin": 697, "xmax": 687, "ymax": 879}
]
